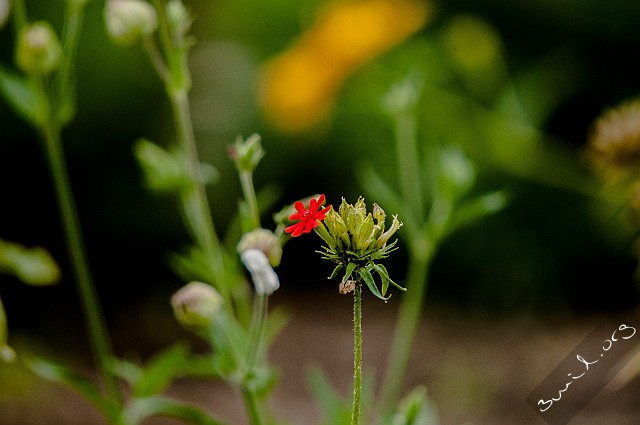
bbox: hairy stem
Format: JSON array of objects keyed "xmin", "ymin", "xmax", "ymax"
[
  {"xmin": 239, "ymin": 170, "xmax": 260, "ymax": 230},
  {"xmin": 352, "ymin": 282, "xmax": 363, "ymax": 425}
]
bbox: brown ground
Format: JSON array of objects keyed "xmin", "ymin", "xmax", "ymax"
[{"xmin": 1, "ymin": 292, "xmax": 639, "ymax": 425}]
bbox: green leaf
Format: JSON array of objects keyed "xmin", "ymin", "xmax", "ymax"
[
  {"xmin": 307, "ymin": 367, "xmax": 352, "ymax": 425},
  {"xmin": 112, "ymin": 358, "xmax": 143, "ymax": 385},
  {"xmin": 446, "ymin": 190, "xmax": 508, "ymax": 237},
  {"xmin": 328, "ymin": 264, "xmax": 343, "ymax": 280},
  {"xmin": 358, "ymin": 267, "xmax": 390, "ymax": 301},
  {"xmin": 133, "ymin": 344, "xmax": 190, "ymax": 397},
  {"xmin": 343, "ymin": 262, "xmax": 357, "ymax": 282},
  {"xmin": 0, "ymin": 64, "xmax": 45, "ymax": 126},
  {"xmin": 124, "ymin": 396, "xmax": 227, "ymax": 425},
  {"xmin": 373, "ymin": 263, "xmax": 406, "ymax": 293},
  {"xmin": 389, "ymin": 386, "xmax": 438, "ymax": 425},
  {"xmin": 28, "ymin": 357, "xmax": 117, "ymax": 422}
]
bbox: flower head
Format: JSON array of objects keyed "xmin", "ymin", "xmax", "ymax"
[
  {"xmin": 171, "ymin": 281, "xmax": 223, "ymax": 329},
  {"xmin": 285, "ymin": 194, "xmax": 331, "ymax": 237}
]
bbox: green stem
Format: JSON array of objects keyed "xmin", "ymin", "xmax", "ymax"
[
  {"xmin": 378, "ymin": 248, "xmax": 431, "ymax": 415},
  {"xmin": 352, "ymin": 282, "xmax": 363, "ymax": 425},
  {"xmin": 239, "ymin": 170, "xmax": 260, "ymax": 230},
  {"xmin": 168, "ymin": 89, "xmax": 223, "ymax": 271},
  {"xmin": 241, "ymin": 385, "xmax": 263, "ymax": 425},
  {"xmin": 394, "ymin": 112, "xmax": 424, "ymax": 221},
  {"xmin": 40, "ymin": 124, "xmax": 123, "ymax": 408},
  {"xmin": 245, "ymin": 294, "xmax": 267, "ymax": 370}
]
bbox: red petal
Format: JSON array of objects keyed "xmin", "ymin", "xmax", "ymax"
[
  {"xmin": 285, "ymin": 222, "xmax": 304, "ymax": 236},
  {"xmin": 294, "ymin": 201, "xmax": 305, "ymax": 214},
  {"xmin": 303, "ymin": 219, "xmax": 318, "ymax": 233}
]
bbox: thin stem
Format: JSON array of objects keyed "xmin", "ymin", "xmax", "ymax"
[
  {"xmin": 241, "ymin": 385, "xmax": 263, "ymax": 425},
  {"xmin": 55, "ymin": 0, "xmax": 84, "ymax": 119},
  {"xmin": 378, "ymin": 248, "xmax": 431, "ymax": 415},
  {"xmin": 240, "ymin": 170, "xmax": 260, "ymax": 230},
  {"xmin": 168, "ymin": 89, "xmax": 223, "ymax": 270},
  {"xmin": 10, "ymin": 0, "xmax": 27, "ymax": 37},
  {"xmin": 40, "ymin": 124, "xmax": 123, "ymax": 407},
  {"xmin": 352, "ymin": 282, "xmax": 363, "ymax": 425},
  {"xmin": 394, "ymin": 112, "xmax": 424, "ymax": 221},
  {"xmin": 143, "ymin": 36, "xmax": 170, "ymax": 83},
  {"xmin": 245, "ymin": 294, "xmax": 268, "ymax": 370}
]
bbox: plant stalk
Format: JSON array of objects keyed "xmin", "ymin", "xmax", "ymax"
[
  {"xmin": 40, "ymin": 124, "xmax": 122, "ymax": 407},
  {"xmin": 352, "ymin": 282, "xmax": 363, "ymax": 425},
  {"xmin": 378, "ymin": 248, "xmax": 431, "ymax": 415}
]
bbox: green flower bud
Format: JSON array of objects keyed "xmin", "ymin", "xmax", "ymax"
[
  {"xmin": 237, "ymin": 228, "xmax": 282, "ymax": 267},
  {"xmin": 354, "ymin": 213, "xmax": 375, "ymax": 251},
  {"xmin": 16, "ymin": 22, "xmax": 62, "ymax": 75},
  {"xmin": 0, "ymin": 345, "xmax": 15, "ymax": 363},
  {"xmin": 166, "ymin": 0, "xmax": 190, "ymax": 39},
  {"xmin": 104, "ymin": 0, "xmax": 158, "ymax": 46},
  {"xmin": 229, "ymin": 134, "xmax": 264, "ymax": 173},
  {"xmin": 171, "ymin": 281, "xmax": 223, "ymax": 329},
  {"xmin": 325, "ymin": 209, "xmax": 349, "ymax": 247},
  {"xmin": 0, "ymin": 0, "xmax": 10, "ymax": 29}
]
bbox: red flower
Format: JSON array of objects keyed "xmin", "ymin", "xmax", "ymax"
[{"xmin": 285, "ymin": 194, "xmax": 331, "ymax": 237}]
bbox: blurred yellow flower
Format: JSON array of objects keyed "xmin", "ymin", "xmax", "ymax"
[{"xmin": 260, "ymin": 0, "xmax": 430, "ymax": 133}]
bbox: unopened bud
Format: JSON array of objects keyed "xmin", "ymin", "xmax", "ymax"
[
  {"xmin": 237, "ymin": 229, "xmax": 282, "ymax": 267},
  {"xmin": 16, "ymin": 22, "xmax": 62, "ymax": 75},
  {"xmin": 241, "ymin": 249, "xmax": 280, "ymax": 295},
  {"xmin": 0, "ymin": 0, "xmax": 10, "ymax": 29},
  {"xmin": 229, "ymin": 134, "xmax": 264, "ymax": 173},
  {"xmin": 0, "ymin": 345, "xmax": 15, "ymax": 363},
  {"xmin": 171, "ymin": 281, "xmax": 223, "ymax": 328},
  {"xmin": 105, "ymin": 0, "xmax": 158, "ymax": 46},
  {"xmin": 166, "ymin": 0, "xmax": 190, "ymax": 39}
]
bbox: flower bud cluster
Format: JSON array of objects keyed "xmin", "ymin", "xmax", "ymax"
[{"xmin": 316, "ymin": 197, "xmax": 402, "ymax": 264}]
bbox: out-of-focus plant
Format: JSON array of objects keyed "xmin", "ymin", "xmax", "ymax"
[
  {"xmin": 259, "ymin": 0, "xmax": 430, "ymax": 133},
  {"xmin": 0, "ymin": 0, "xmax": 126, "ymax": 418},
  {"xmin": 112, "ymin": 1, "xmax": 290, "ymax": 423},
  {"xmin": 0, "ymin": 239, "xmax": 60, "ymax": 363},
  {"xmin": 358, "ymin": 73, "xmax": 509, "ymax": 417}
]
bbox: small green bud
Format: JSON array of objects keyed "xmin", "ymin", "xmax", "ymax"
[
  {"xmin": 16, "ymin": 22, "xmax": 62, "ymax": 75},
  {"xmin": 237, "ymin": 229, "xmax": 282, "ymax": 267},
  {"xmin": 0, "ymin": 345, "xmax": 16, "ymax": 363},
  {"xmin": 229, "ymin": 134, "xmax": 264, "ymax": 173},
  {"xmin": 0, "ymin": 0, "xmax": 10, "ymax": 29},
  {"xmin": 325, "ymin": 209, "xmax": 349, "ymax": 246},
  {"xmin": 105, "ymin": 0, "xmax": 158, "ymax": 46},
  {"xmin": 354, "ymin": 213, "xmax": 375, "ymax": 251},
  {"xmin": 171, "ymin": 281, "xmax": 223, "ymax": 329},
  {"xmin": 166, "ymin": 0, "xmax": 190, "ymax": 40}
]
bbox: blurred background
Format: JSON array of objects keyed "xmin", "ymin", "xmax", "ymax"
[{"xmin": 2, "ymin": 0, "xmax": 640, "ymax": 424}]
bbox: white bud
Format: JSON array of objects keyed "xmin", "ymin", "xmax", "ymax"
[
  {"xmin": 171, "ymin": 281, "xmax": 223, "ymax": 328},
  {"xmin": 241, "ymin": 249, "xmax": 280, "ymax": 295},
  {"xmin": 105, "ymin": 0, "xmax": 158, "ymax": 46},
  {"xmin": 16, "ymin": 22, "xmax": 62, "ymax": 75}
]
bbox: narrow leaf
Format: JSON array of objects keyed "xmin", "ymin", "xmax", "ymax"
[
  {"xmin": 28, "ymin": 357, "xmax": 116, "ymax": 421},
  {"xmin": 358, "ymin": 267, "xmax": 390, "ymax": 301},
  {"xmin": 343, "ymin": 262, "xmax": 357, "ymax": 282},
  {"xmin": 0, "ymin": 65, "xmax": 44, "ymax": 126},
  {"xmin": 125, "ymin": 396, "xmax": 227, "ymax": 425},
  {"xmin": 328, "ymin": 264, "xmax": 343, "ymax": 280},
  {"xmin": 133, "ymin": 344, "xmax": 190, "ymax": 397},
  {"xmin": 373, "ymin": 263, "xmax": 406, "ymax": 292}
]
